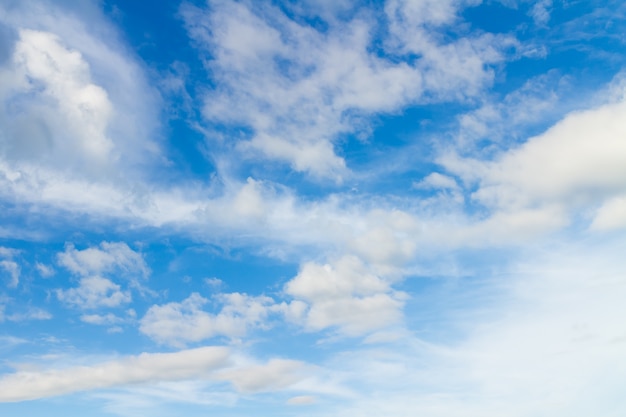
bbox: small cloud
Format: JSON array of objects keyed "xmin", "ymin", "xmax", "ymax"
[
  {"xmin": 80, "ymin": 313, "xmax": 124, "ymax": 326},
  {"xmin": 204, "ymin": 277, "xmax": 223, "ymax": 288},
  {"xmin": 35, "ymin": 262, "xmax": 55, "ymax": 278},
  {"xmin": 57, "ymin": 276, "xmax": 131, "ymax": 309},
  {"xmin": 7, "ymin": 308, "xmax": 52, "ymax": 322},
  {"xmin": 413, "ymin": 172, "xmax": 459, "ymax": 191},
  {"xmin": 0, "ymin": 260, "xmax": 20, "ymax": 288}
]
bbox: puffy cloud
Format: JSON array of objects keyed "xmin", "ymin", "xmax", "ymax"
[
  {"xmin": 57, "ymin": 276, "xmax": 131, "ymax": 309},
  {"xmin": 139, "ymin": 292, "xmax": 278, "ymax": 347},
  {"xmin": 0, "ymin": 0, "xmax": 161, "ymax": 177},
  {"xmin": 182, "ymin": 0, "xmax": 515, "ymax": 179},
  {"xmin": 440, "ymin": 94, "xmax": 626, "ymax": 234},
  {"xmin": 0, "ymin": 346, "xmax": 231, "ymax": 402},
  {"xmin": 57, "ymin": 242, "xmax": 149, "ymax": 278},
  {"xmin": 284, "ymin": 255, "xmax": 406, "ymax": 335}
]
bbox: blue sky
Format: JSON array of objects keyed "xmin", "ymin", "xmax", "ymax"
[{"xmin": 1, "ymin": 0, "xmax": 626, "ymax": 415}]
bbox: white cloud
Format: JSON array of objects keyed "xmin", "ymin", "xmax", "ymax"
[
  {"xmin": 311, "ymin": 237, "xmax": 626, "ymax": 417},
  {"xmin": 58, "ymin": 241, "xmax": 149, "ymax": 278},
  {"xmin": 0, "ymin": 346, "xmax": 231, "ymax": 402},
  {"xmin": 284, "ymin": 255, "xmax": 406, "ymax": 336},
  {"xmin": 530, "ymin": 0, "xmax": 553, "ymax": 26},
  {"xmin": 590, "ymin": 194, "xmax": 626, "ymax": 231},
  {"xmin": 413, "ymin": 172, "xmax": 460, "ymax": 191},
  {"xmin": 35, "ymin": 262, "xmax": 54, "ymax": 278},
  {"xmin": 139, "ymin": 292, "xmax": 278, "ymax": 347},
  {"xmin": 57, "ymin": 276, "xmax": 131, "ymax": 309},
  {"xmin": 1, "ymin": 29, "xmax": 112, "ymax": 173},
  {"xmin": 0, "ymin": 0, "xmax": 161, "ymax": 177},
  {"xmin": 440, "ymin": 94, "xmax": 626, "ymax": 234},
  {"xmin": 0, "ymin": 260, "xmax": 20, "ymax": 288},
  {"xmin": 216, "ymin": 358, "xmax": 309, "ymax": 393},
  {"xmin": 182, "ymin": 0, "xmax": 515, "ymax": 179},
  {"xmin": 6, "ymin": 308, "xmax": 52, "ymax": 322},
  {"xmin": 80, "ymin": 313, "xmax": 124, "ymax": 326}
]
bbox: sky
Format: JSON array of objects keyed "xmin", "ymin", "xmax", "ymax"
[{"xmin": 1, "ymin": 0, "xmax": 626, "ymax": 415}]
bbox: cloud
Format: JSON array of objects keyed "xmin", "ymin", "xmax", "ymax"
[
  {"xmin": 440, "ymin": 93, "xmax": 626, "ymax": 234},
  {"xmin": 0, "ymin": 260, "xmax": 20, "ymax": 288},
  {"xmin": 0, "ymin": 346, "xmax": 231, "ymax": 402},
  {"xmin": 413, "ymin": 172, "xmax": 460, "ymax": 191},
  {"xmin": 80, "ymin": 313, "xmax": 125, "ymax": 326},
  {"xmin": 35, "ymin": 262, "xmax": 54, "ymax": 278},
  {"xmin": 216, "ymin": 358, "xmax": 309, "ymax": 393},
  {"xmin": 182, "ymin": 0, "xmax": 515, "ymax": 180},
  {"xmin": 58, "ymin": 241, "xmax": 149, "ymax": 278},
  {"xmin": 284, "ymin": 255, "xmax": 406, "ymax": 336},
  {"xmin": 287, "ymin": 395, "xmax": 316, "ymax": 405},
  {"xmin": 57, "ymin": 276, "xmax": 131, "ymax": 309},
  {"xmin": 0, "ymin": 0, "xmax": 161, "ymax": 177},
  {"xmin": 139, "ymin": 292, "xmax": 279, "ymax": 347},
  {"xmin": 5, "ymin": 308, "xmax": 52, "ymax": 322},
  {"xmin": 529, "ymin": 0, "xmax": 553, "ymax": 25},
  {"xmin": 6, "ymin": 29, "xmax": 113, "ymax": 167},
  {"xmin": 312, "ymin": 237, "xmax": 626, "ymax": 417}
]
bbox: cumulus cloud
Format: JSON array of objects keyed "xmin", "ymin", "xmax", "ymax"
[
  {"xmin": 55, "ymin": 242, "xmax": 151, "ymax": 310},
  {"xmin": 57, "ymin": 276, "xmax": 131, "ymax": 309},
  {"xmin": 440, "ymin": 93, "xmax": 626, "ymax": 234},
  {"xmin": 140, "ymin": 292, "xmax": 279, "ymax": 347},
  {"xmin": 0, "ymin": 0, "xmax": 161, "ymax": 177},
  {"xmin": 58, "ymin": 242, "xmax": 149, "ymax": 278},
  {"xmin": 284, "ymin": 255, "xmax": 406, "ymax": 336},
  {"xmin": 182, "ymin": 0, "xmax": 515, "ymax": 179}
]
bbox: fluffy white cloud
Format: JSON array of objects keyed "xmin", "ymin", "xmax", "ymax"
[
  {"xmin": 140, "ymin": 292, "xmax": 278, "ymax": 347},
  {"xmin": 284, "ymin": 255, "xmax": 406, "ymax": 335},
  {"xmin": 182, "ymin": 0, "xmax": 515, "ymax": 179},
  {"xmin": 440, "ymin": 93, "xmax": 626, "ymax": 234},
  {"xmin": 0, "ymin": 0, "xmax": 161, "ymax": 176},
  {"xmin": 57, "ymin": 276, "xmax": 131, "ymax": 309},
  {"xmin": 58, "ymin": 241, "xmax": 149, "ymax": 278},
  {"xmin": 0, "ymin": 28, "xmax": 114, "ymax": 177}
]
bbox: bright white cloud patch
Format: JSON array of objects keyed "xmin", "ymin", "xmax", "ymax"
[
  {"xmin": 140, "ymin": 292, "xmax": 279, "ymax": 347},
  {"xmin": 285, "ymin": 256, "xmax": 406, "ymax": 335},
  {"xmin": 57, "ymin": 276, "xmax": 131, "ymax": 309},
  {"xmin": 58, "ymin": 242, "xmax": 149, "ymax": 278},
  {"xmin": 182, "ymin": 0, "xmax": 514, "ymax": 180},
  {"xmin": 2, "ymin": 29, "xmax": 113, "ymax": 170}
]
